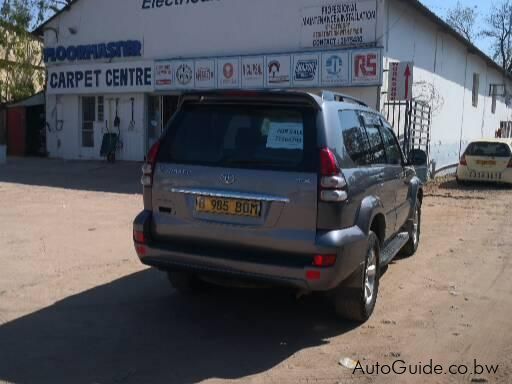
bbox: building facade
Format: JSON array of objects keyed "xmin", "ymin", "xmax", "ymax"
[{"xmin": 37, "ymin": 0, "xmax": 512, "ymax": 166}]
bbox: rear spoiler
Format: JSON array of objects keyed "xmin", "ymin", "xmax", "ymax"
[{"xmin": 177, "ymin": 90, "xmax": 322, "ymax": 111}]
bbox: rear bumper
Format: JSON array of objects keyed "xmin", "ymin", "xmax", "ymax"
[{"xmin": 133, "ymin": 210, "xmax": 367, "ymax": 291}]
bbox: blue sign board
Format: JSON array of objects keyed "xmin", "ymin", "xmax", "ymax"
[{"xmin": 44, "ymin": 40, "xmax": 142, "ymax": 63}]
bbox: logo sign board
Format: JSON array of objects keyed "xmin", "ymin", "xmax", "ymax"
[
  {"xmin": 351, "ymin": 49, "xmax": 381, "ymax": 85},
  {"xmin": 301, "ymin": 1, "xmax": 377, "ymax": 49},
  {"xmin": 194, "ymin": 59, "xmax": 216, "ymax": 89},
  {"xmin": 218, "ymin": 57, "xmax": 241, "ymax": 88},
  {"xmin": 155, "ymin": 62, "xmax": 173, "ymax": 87},
  {"xmin": 47, "ymin": 61, "xmax": 153, "ymax": 95},
  {"xmin": 173, "ymin": 60, "xmax": 195, "ymax": 89},
  {"xmin": 266, "ymin": 55, "xmax": 291, "ymax": 88},
  {"xmin": 241, "ymin": 56, "xmax": 265, "ymax": 88},
  {"xmin": 388, "ymin": 62, "xmax": 413, "ymax": 101},
  {"xmin": 292, "ymin": 54, "xmax": 320, "ymax": 87},
  {"xmin": 321, "ymin": 51, "xmax": 350, "ymax": 86},
  {"xmin": 44, "ymin": 40, "xmax": 142, "ymax": 64}
]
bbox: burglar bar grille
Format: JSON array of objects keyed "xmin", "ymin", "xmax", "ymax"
[{"xmin": 384, "ymin": 100, "xmax": 432, "ymax": 163}]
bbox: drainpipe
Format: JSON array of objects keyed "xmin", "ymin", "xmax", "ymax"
[{"xmin": 458, "ymin": 51, "xmax": 469, "ymax": 159}]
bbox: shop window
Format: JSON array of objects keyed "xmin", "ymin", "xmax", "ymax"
[
  {"xmin": 472, "ymin": 73, "xmax": 480, "ymax": 108},
  {"xmin": 82, "ymin": 97, "xmax": 96, "ymax": 148},
  {"xmin": 97, "ymin": 96, "xmax": 104, "ymax": 121}
]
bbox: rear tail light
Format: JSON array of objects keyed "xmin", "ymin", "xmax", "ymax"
[
  {"xmin": 313, "ymin": 254, "xmax": 337, "ymax": 267},
  {"xmin": 141, "ymin": 141, "xmax": 161, "ymax": 187},
  {"xmin": 508, "ymin": 158, "xmax": 512, "ymax": 168},
  {"xmin": 319, "ymin": 148, "xmax": 348, "ymax": 202},
  {"xmin": 459, "ymin": 154, "xmax": 467, "ymax": 166},
  {"xmin": 133, "ymin": 229, "xmax": 146, "ymax": 244},
  {"xmin": 305, "ymin": 270, "xmax": 321, "ymax": 281}
]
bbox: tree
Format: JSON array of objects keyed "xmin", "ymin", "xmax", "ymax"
[
  {"xmin": 446, "ymin": 2, "xmax": 477, "ymax": 43},
  {"xmin": 0, "ymin": 0, "xmax": 70, "ymax": 103},
  {"xmin": 481, "ymin": 0, "xmax": 512, "ymax": 72}
]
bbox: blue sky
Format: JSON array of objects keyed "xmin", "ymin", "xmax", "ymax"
[{"xmin": 420, "ymin": 0, "xmax": 494, "ymax": 55}]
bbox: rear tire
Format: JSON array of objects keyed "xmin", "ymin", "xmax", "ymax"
[
  {"xmin": 331, "ymin": 231, "xmax": 380, "ymax": 323},
  {"xmin": 167, "ymin": 271, "xmax": 202, "ymax": 294},
  {"xmin": 401, "ymin": 199, "xmax": 421, "ymax": 257}
]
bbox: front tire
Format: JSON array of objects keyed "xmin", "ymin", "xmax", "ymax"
[{"xmin": 331, "ymin": 231, "xmax": 380, "ymax": 323}]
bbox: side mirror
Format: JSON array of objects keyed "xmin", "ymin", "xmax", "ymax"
[{"xmin": 408, "ymin": 149, "xmax": 428, "ymax": 166}]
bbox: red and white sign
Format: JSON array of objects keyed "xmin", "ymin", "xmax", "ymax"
[
  {"xmin": 351, "ymin": 50, "xmax": 381, "ymax": 85},
  {"xmin": 388, "ymin": 62, "xmax": 414, "ymax": 101}
]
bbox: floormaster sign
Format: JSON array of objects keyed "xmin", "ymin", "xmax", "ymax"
[{"xmin": 47, "ymin": 61, "xmax": 154, "ymax": 95}]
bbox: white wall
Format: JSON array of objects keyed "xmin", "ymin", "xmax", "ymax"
[
  {"xmin": 44, "ymin": 0, "xmax": 386, "ymax": 64},
  {"xmin": 384, "ymin": 0, "xmax": 512, "ymax": 166},
  {"xmin": 46, "ymin": 93, "xmax": 146, "ymax": 161}
]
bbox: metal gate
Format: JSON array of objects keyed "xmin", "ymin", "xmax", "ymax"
[{"xmin": 384, "ymin": 100, "xmax": 432, "ymax": 162}]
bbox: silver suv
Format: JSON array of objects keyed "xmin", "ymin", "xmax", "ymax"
[{"xmin": 133, "ymin": 90, "xmax": 424, "ymax": 322}]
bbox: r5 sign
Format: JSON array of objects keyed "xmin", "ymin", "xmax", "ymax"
[{"xmin": 352, "ymin": 51, "xmax": 381, "ymax": 85}]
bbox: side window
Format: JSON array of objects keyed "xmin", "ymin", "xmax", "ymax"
[
  {"xmin": 360, "ymin": 112, "xmax": 386, "ymax": 164},
  {"xmin": 380, "ymin": 124, "xmax": 403, "ymax": 165},
  {"xmin": 338, "ymin": 110, "xmax": 370, "ymax": 166}
]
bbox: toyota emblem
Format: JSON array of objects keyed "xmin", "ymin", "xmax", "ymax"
[{"xmin": 221, "ymin": 173, "xmax": 235, "ymax": 185}]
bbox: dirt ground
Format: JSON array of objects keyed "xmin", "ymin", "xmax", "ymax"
[{"xmin": 0, "ymin": 158, "xmax": 511, "ymax": 384}]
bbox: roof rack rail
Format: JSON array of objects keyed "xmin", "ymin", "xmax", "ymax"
[{"xmin": 321, "ymin": 91, "xmax": 368, "ymax": 107}]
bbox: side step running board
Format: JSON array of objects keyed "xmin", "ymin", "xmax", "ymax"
[{"xmin": 380, "ymin": 232, "xmax": 410, "ymax": 265}]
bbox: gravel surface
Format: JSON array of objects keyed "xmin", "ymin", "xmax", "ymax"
[{"xmin": 0, "ymin": 158, "xmax": 511, "ymax": 384}]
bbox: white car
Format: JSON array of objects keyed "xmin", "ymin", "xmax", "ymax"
[{"xmin": 457, "ymin": 138, "xmax": 512, "ymax": 185}]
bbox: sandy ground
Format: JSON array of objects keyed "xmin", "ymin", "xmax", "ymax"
[{"xmin": 0, "ymin": 158, "xmax": 511, "ymax": 384}]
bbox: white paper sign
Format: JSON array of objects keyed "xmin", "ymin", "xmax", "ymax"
[
  {"xmin": 292, "ymin": 53, "xmax": 320, "ymax": 87},
  {"xmin": 241, "ymin": 56, "xmax": 265, "ymax": 88},
  {"xmin": 218, "ymin": 57, "xmax": 241, "ymax": 88},
  {"xmin": 194, "ymin": 59, "xmax": 216, "ymax": 89},
  {"xmin": 266, "ymin": 55, "xmax": 291, "ymax": 88},
  {"xmin": 266, "ymin": 122, "xmax": 304, "ymax": 150},
  {"xmin": 301, "ymin": 1, "xmax": 378, "ymax": 49},
  {"xmin": 321, "ymin": 51, "xmax": 350, "ymax": 86}
]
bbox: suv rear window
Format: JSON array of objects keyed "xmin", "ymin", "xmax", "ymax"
[
  {"xmin": 158, "ymin": 104, "xmax": 317, "ymax": 172},
  {"xmin": 465, "ymin": 142, "xmax": 511, "ymax": 157}
]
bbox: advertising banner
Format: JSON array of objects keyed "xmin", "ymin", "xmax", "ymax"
[
  {"xmin": 241, "ymin": 56, "xmax": 265, "ymax": 88},
  {"xmin": 321, "ymin": 51, "xmax": 350, "ymax": 86},
  {"xmin": 301, "ymin": 1, "xmax": 377, "ymax": 49},
  {"xmin": 218, "ymin": 57, "xmax": 241, "ymax": 88},
  {"xmin": 47, "ymin": 60, "xmax": 154, "ymax": 95},
  {"xmin": 265, "ymin": 55, "xmax": 292, "ymax": 88},
  {"xmin": 292, "ymin": 53, "xmax": 321, "ymax": 87}
]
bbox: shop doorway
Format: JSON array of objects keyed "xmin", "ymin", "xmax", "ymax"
[
  {"xmin": 146, "ymin": 95, "xmax": 179, "ymax": 153},
  {"xmin": 80, "ymin": 96, "xmax": 97, "ymax": 159}
]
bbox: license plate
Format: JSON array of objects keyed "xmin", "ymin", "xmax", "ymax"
[
  {"xmin": 195, "ymin": 196, "xmax": 262, "ymax": 217},
  {"xmin": 476, "ymin": 160, "xmax": 496, "ymax": 166}
]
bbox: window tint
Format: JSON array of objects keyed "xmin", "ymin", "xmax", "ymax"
[
  {"xmin": 338, "ymin": 110, "xmax": 370, "ymax": 166},
  {"xmin": 380, "ymin": 126, "xmax": 402, "ymax": 165},
  {"xmin": 465, "ymin": 142, "xmax": 511, "ymax": 157},
  {"xmin": 158, "ymin": 104, "xmax": 316, "ymax": 172},
  {"xmin": 360, "ymin": 112, "xmax": 386, "ymax": 164}
]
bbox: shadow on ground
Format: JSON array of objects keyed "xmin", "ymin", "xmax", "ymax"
[
  {"xmin": 0, "ymin": 157, "xmax": 142, "ymax": 194},
  {"xmin": 0, "ymin": 269, "xmax": 354, "ymax": 384}
]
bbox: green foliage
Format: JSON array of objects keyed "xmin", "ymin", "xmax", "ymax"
[{"xmin": 0, "ymin": 0, "xmax": 68, "ymax": 103}]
